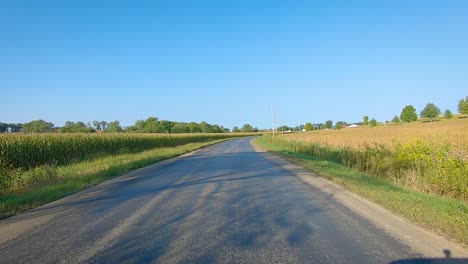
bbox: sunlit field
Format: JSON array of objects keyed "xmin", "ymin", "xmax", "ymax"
[
  {"xmin": 267, "ymin": 118, "xmax": 468, "ymax": 201},
  {"xmin": 286, "ymin": 118, "xmax": 467, "ymax": 151}
]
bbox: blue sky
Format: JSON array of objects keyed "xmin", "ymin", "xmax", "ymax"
[{"xmin": 2, "ymin": 1, "xmax": 467, "ymax": 129}]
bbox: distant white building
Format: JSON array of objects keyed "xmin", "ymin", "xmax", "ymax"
[{"xmin": 347, "ymin": 124, "xmax": 359, "ymax": 128}]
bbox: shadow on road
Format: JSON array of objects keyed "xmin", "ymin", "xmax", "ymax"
[{"xmin": 389, "ymin": 250, "xmax": 468, "ymax": 264}]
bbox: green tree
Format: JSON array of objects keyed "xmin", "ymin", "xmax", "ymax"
[
  {"xmin": 171, "ymin": 123, "xmax": 189, "ymax": 133},
  {"xmin": 0, "ymin": 123, "xmax": 22, "ymax": 132},
  {"xmin": 391, "ymin": 115, "xmax": 400, "ymax": 123},
  {"xmin": 420, "ymin": 103, "xmax": 441, "ymax": 121},
  {"xmin": 304, "ymin": 122, "xmax": 313, "ymax": 131},
  {"xmin": 0, "ymin": 122, "xmax": 7, "ymax": 132},
  {"xmin": 100, "ymin": 121, "xmax": 108, "ymax": 131},
  {"xmin": 106, "ymin": 121, "xmax": 123, "ymax": 133},
  {"xmin": 92, "ymin": 120, "xmax": 101, "ymax": 130},
  {"xmin": 61, "ymin": 121, "xmax": 94, "ymax": 133},
  {"xmin": 277, "ymin": 125, "xmax": 290, "ymax": 132},
  {"xmin": 188, "ymin": 122, "xmax": 202, "ymax": 133},
  {"xmin": 325, "ymin": 120, "xmax": 333, "ymax": 129},
  {"xmin": 369, "ymin": 118, "xmax": 378, "ymax": 127},
  {"xmin": 241, "ymin": 124, "xmax": 254, "ymax": 132},
  {"xmin": 199, "ymin": 121, "xmax": 210, "ymax": 133},
  {"xmin": 363, "ymin": 116, "xmax": 369, "ymax": 126},
  {"xmin": 400, "ymin": 105, "xmax": 418, "ymax": 123},
  {"xmin": 458, "ymin": 96, "xmax": 468, "ymax": 114},
  {"xmin": 23, "ymin": 119, "xmax": 54, "ymax": 133},
  {"xmin": 444, "ymin": 109, "xmax": 453, "ymax": 119},
  {"xmin": 335, "ymin": 121, "xmax": 344, "ymax": 130},
  {"xmin": 159, "ymin": 120, "xmax": 174, "ymax": 133},
  {"xmin": 232, "ymin": 126, "xmax": 240, "ymax": 133},
  {"xmin": 134, "ymin": 120, "xmax": 146, "ymax": 132}
]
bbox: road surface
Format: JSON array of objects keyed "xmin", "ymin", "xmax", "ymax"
[{"xmin": 0, "ymin": 138, "xmax": 463, "ymax": 263}]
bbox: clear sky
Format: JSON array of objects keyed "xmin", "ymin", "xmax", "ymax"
[{"xmin": 2, "ymin": 1, "xmax": 467, "ymax": 129}]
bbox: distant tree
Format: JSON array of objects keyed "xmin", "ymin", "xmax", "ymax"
[
  {"xmin": 458, "ymin": 96, "xmax": 468, "ymax": 114},
  {"xmin": 125, "ymin": 117, "xmax": 226, "ymax": 134},
  {"xmin": 124, "ymin": 125, "xmax": 136, "ymax": 132},
  {"xmin": 61, "ymin": 121, "xmax": 94, "ymax": 133},
  {"xmin": 232, "ymin": 126, "xmax": 240, "ymax": 133},
  {"xmin": 23, "ymin": 119, "xmax": 54, "ymax": 133},
  {"xmin": 92, "ymin": 120, "xmax": 101, "ymax": 130},
  {"xmin": 325, "ymin": 120, "xmax": 333, "ymax": 129},
  {"xmin": 335, "ymin": 121, "xmax": 344, "ymax": 130},
  {"xmin": 0, "ymin": 123, "xmax": 23, "ymax": 132},
  {"xmin": 391, "ymin": 115, "xmax": 400, "ymax": 123},
  {"xmin": 241, "ymin": 124, "xmax": 254, "ymax": 132},
  {"xmin": 209, "ymin": 124, "xmax": 224, "ymax": 133},
  {"xmin": 133, "ymin": 120, "xmax": 146, "ymax": 132},
  {"xmin": 0, "ymin": 122, "xmax": 7, "ymax": 132},
  {"xmin": 75, "ymin": 121, "xmax": 87, "ymax": 128},
  {"xmin": 369, "ymin": 118, "xmax": 378, "ymax": 127},
  {"xmin": 185, "ymin": 122, "xmax": 198, "ymax": 133},
  {"xmin": 277, "ymin": 125, "xmax": 288, "ymax": 132},
  {"xmin": 420, "ymin": 103, "xmax": 441, "ymax": 121},
  {"xmin": 444, "ymin": 109, "xmax": 453, "ymax": 119},
  {"xmin": 199, "ymin": 121, "xmax": 210, "ymax": 133},
  {"xmin": 400, "ymin": 105, "xmax": 418, "ymax": 123},
  {"xmin": 363, "ymin": 116, "xmax": 369, "ymax": 126},
  {"xmin": 170, "ymin": 123, "xmax": 188, "ymax": 133},
  {"xmin": 159, "ymin": 120, "xmax": 174, "ymax": 133},
  {"xmin": 304, "ymin": 122, "xmax": 313, "ymax": 131},
  {"xmin": 106, "ymin": 121, "xmax": 123, "ymax": 133},
  {"xmin": 100, "ymin": 121, "xmax": 108, "ymax": 131}
]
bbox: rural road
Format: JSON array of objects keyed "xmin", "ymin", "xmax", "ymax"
[{"xmin": 0, "ymin": 137, "xmax": 465, "ymax": 263}]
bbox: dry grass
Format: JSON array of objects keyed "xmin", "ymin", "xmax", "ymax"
[
  {"xmin": 268, "ymin": 118, "xmax": 468, "ymax": 201},
  {"xmin": 287, "ymin": 118, "xmax": 467, "ymax": 155}
]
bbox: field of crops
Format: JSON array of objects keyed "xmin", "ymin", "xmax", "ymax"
[
  {"xmin": 267, "ymin": 118, "xmax": 468, "ymax": 201},
  {"xmin": 0, "ymin": 133, "xmax": 250, "ymax": 192}
]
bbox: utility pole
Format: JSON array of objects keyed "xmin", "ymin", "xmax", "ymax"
[{"xmin": 271, "ymin": 103, "xmax": 275, "ymax": 138}]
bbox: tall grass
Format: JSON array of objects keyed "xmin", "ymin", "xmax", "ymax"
[{"xmin": 267, "ymin": 119, "xmax": 468, "ymax": 201}]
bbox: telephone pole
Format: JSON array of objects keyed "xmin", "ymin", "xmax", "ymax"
[{"xmin": 271, "ymin": 103, "xmax": 275, "ymax": 138}]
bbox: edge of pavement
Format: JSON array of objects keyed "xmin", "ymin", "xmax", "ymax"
[{"xmin": 250, "ymin": 138, "xmax": 468, "ymax": 258}]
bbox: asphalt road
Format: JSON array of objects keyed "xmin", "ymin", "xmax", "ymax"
[{"xmin": 0, "ymin": 137, "xmax": 457, "ymax": 263}]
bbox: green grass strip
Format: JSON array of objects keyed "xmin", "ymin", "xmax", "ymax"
[
  {"xmin": 253, "ymin": 136, "xmax": 468, "ymax": 246},
  {"xmin": 0, "ymin": 139, "xmax": 228, "ymax": 219}
]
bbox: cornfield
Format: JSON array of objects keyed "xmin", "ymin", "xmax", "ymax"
[
  {"xmin": 268, "ymin": 118, "xmax": 468, "ymax": 201},
  {"xmin": 0, "ymin": 133, "xmax": 247, "ymax": 179}
]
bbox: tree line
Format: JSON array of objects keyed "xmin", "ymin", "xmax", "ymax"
[
  {"xmin": 1, "ymin": 117, "xmax": 260, "ymax": 134},
  {"xmin": 289, "ymin": 96, "xmax": 468, "ymax": 131}
]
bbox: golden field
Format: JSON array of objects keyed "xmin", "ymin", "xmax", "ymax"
[
  {"xmin": 269, "ymin": 118, "xmax": 468, "ymax": 201},
  {"xmin": 285, "ymin": 118, "xmax": 468, "ymax": 156}
]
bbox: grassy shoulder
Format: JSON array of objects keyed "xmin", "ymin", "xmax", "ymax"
[
  {"xmin": 0, "ymin": 139, "xmax": 228, "ymax": 219},
  {"xmin": 253, "ymin": 136, "xmax": 468, "ymax": 246}
]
